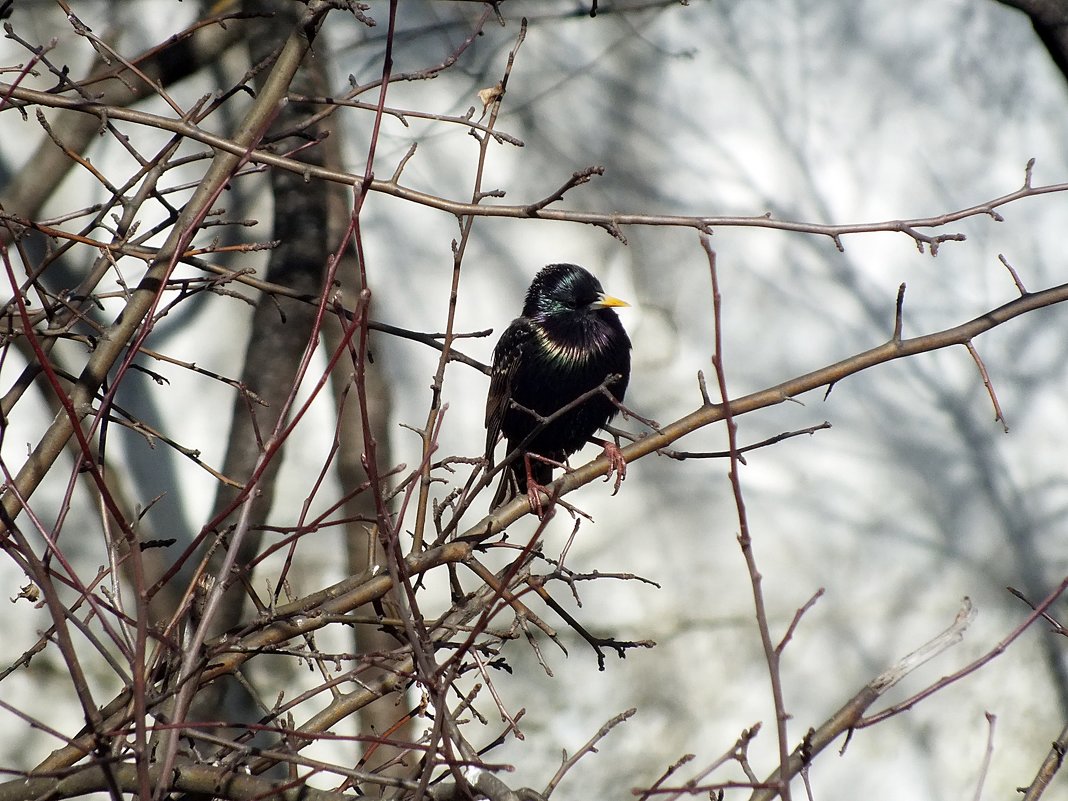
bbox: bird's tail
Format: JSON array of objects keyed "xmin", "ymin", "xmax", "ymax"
[{"xmin": 489, "ymin": 463, "xmax": 519, "ymax": 510}]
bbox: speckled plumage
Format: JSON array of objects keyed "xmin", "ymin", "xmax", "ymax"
[{"xmin": 485, "ymin": 264, "xmax": 632, "ymax": 510}]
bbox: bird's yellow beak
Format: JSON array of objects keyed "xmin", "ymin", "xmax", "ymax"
[{"xmin": 592, "ymin": 293, "xmax": 630, "ymax": 309}]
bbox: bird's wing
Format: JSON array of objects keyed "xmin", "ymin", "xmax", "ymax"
[{"xmin": 485, "ymin": 318, "xmax": 534, "ymax": 461}]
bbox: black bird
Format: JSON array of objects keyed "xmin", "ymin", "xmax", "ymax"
[{"xmin": 485, "ymin": 263, "xmax": 632, "ymax": 516}]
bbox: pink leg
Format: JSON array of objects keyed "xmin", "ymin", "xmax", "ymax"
[
  {"xmin": 524, "ymin": 453, "xmax": 549, "ymax": 518},
  {"xmin": 597, "ymin": 439, "xmax": 627, "ymax": 496}
]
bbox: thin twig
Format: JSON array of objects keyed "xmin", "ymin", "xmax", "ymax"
[
  {"xmin": 541, "ymin": 708, "xmax": 636, "ymax": 797},
  {"xmin": 2, "ymin": 82, "xmax": 1058, "ymax": 250},
  {"xmin": 965, "ymin": 341, "xmax": 1009, "ymax": 433},
  {"xmin": 700, "ymin": 234, "xmax": 792, "ymax": 801},
  {"xmin": 971, "ymin": 712, "xmax": 997, "ymax": 801},
  {"xmin": 663, "ymin": 422, "xmax": 831, "ymax": 460},
  {"xmin": 998, "ymin": 253, "xmax": 1028, "ymax": 295},
  {"xmin": 776, "ymin": 588, "xmax": 825, "ymax": 655}
]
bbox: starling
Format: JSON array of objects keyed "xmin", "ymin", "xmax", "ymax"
[{"xmin": 485, "ymin": 263, "xmax": 632, "ymax": 515}]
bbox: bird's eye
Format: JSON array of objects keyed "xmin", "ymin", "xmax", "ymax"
[{"xmin": 550, "ymin": 293, "xmax": 578, "ymax": 309}]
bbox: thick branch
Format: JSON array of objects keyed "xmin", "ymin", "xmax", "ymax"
[
  {"xmin": 33, "ymin": 540, "xmax": 473, "ymax": 773},
  {"xmin": 0, "ymin": 15, "xmax": 325, "ymax": 535},
  {"xmin": 463, "ymin": 280, "xmax": 1068, "ymax": 539},
  {"xmin": 0, "ymin": 762, "xmax": 353, "ymax": 801}
]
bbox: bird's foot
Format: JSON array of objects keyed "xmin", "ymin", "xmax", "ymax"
[
  {"xmin": 523, "ymin": 452, "xmax": 560, "ymax": 519},
  {"xmin": 526, "ymin": 480, "xmax": 552, "ymax": 519},
  {"xmin": 600, "ymin": 440, "xmax": 627, "ymax": 496}
]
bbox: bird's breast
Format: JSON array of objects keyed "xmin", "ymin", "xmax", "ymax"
[{"xmin": 532, "ymin": 323, "xmax": 620, "ymax": 367}]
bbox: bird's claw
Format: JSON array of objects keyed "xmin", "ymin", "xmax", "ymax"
[
  {"xmin": 601, "ymin": 441, "xmax": 627, "ymax": 496},
  {"xmin": 526, "ymin": 481, "xmax": 551, "ymax": 519}
]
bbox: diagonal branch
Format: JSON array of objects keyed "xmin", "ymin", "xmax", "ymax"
[
  {"xmin": 0, "ymin": 10, "xmax": 329, "ymax": 536},
  {"xmin": 465, "ymin": 278, "xmax": 1068, "ymax": 540}
]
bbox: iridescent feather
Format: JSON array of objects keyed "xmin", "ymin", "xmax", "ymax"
[{"xmin": 485, "ymin": 264, "xmax": 631, "ymax": 510}]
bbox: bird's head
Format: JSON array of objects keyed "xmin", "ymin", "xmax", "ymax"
[{"xmin": 523, "ymin": 263, "xmax": 629, "ymax": 320}]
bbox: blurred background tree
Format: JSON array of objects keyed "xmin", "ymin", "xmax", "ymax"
[{"xmin": 1, "ymin": 2, "xmax": 1068, "ymax": 800}]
